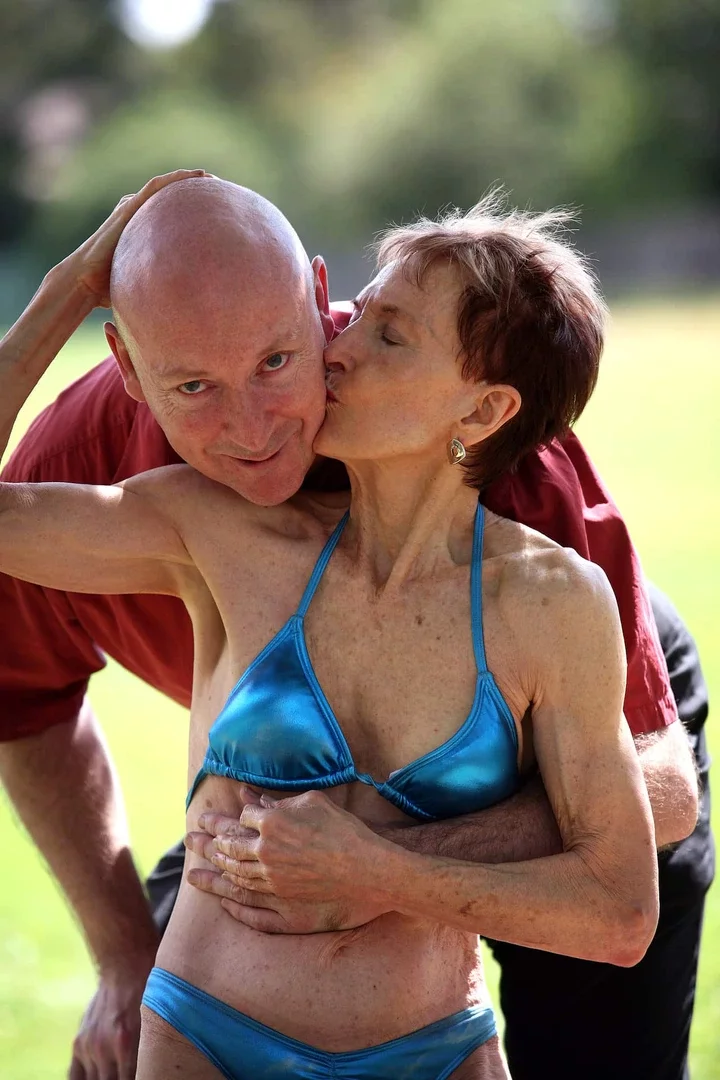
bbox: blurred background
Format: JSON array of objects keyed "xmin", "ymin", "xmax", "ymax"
[
  {"xmin": 0, "ymin": 1, "xmax": 718, "ymax": 1077},
  {"xmin": 3, "ymin": 0, "xmax": 720, "ymax": 309}
]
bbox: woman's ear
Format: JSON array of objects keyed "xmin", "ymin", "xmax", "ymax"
[
  {"xmin": 104, "ymin": 322, "xmax": 147, "ymax": 403},
  {"xmin": 459, "ymin": 384, "xmax": 521, "ymax": 447}
]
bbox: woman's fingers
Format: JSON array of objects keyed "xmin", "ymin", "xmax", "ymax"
[{"xmin": 114, "ymin": 169, "xmax": 207, "ymax": 217}]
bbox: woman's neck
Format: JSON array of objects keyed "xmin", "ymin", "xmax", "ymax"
[{"xmin": 342, "ymin": 456, "xmax": 481, "ymax": 590}]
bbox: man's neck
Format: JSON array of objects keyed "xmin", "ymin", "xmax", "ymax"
[{"xmin": 302, "ymin": 454, "xmax": 350, "ymax": 493}]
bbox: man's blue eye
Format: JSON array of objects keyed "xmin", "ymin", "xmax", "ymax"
[
  {"xmin": 179, "ymin": 380, "xmax": 206, "ymax": 394},
  {"xmin": 264, "ymin": 353, "xmax": 289, "ymax": 371}
]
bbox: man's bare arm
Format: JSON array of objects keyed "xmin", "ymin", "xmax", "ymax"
[
  {"xmin": 0, "ymin": 701, "xmax": 159, "ymax": 1078},
  {"xmin": 379, "ymin": 721, "xmax": 698, "ymax": 861}
]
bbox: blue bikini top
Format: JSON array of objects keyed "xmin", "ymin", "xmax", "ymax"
[{"xmin": 187, "ymin": 502, "xmax": 519, "ymax": 821}]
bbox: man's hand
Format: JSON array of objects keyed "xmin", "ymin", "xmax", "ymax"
[{"xmin": 68, "ymin": 949, "xmax": 156, "ymax": 1080}]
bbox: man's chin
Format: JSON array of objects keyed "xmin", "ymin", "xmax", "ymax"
[{"xmin": 216, "ymin": 456, "xmax": 310, "ymax": 506}]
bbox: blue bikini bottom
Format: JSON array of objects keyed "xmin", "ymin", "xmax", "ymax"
[{"xmin": 142, "ymin": 967, "xmax": 497, "ymax": 1079}]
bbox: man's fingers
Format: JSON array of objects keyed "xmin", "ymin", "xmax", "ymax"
[
  {"xmin": 114, "ymin": 1022, "xmax": 138, "ymax": 1080},
  {"xmin": 197, "ymin": 787, "xmax": 263, "ymax": 835},
  {"xmin": 220, "ymin": 899, "xmax": 288, "ymax": 933},
  {"xmin": 68, "ymin": 1055, "xmax": 86, "ymax": 1080},
  {"xmin": 183, "ymin": 830, "xmax": 218, "ymax": 861},
  {"xmin": 187, "ymin": 867, "xmax": 277, "ymax": 906},
  {"xmin": 213, "ymin": 830, "xmax": 258, "ymax": 862}
]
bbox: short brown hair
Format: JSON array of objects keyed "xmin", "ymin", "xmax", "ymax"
[{"xmin": 374, "ymin": 191, "xmax": 606, "ymax": 488}]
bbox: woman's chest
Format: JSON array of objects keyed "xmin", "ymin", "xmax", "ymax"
[{"xmin": 186, "ymin": 536, "xmax": 533, "ymax": 786}]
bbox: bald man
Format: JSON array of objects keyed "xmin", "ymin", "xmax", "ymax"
[
  {"xmin": 0, "ymin": 175, "xmax": 709, "ymax": 1080},
  {"xmin": 107, "ymin": 179, "xmax": 334, "ymax": 507}
]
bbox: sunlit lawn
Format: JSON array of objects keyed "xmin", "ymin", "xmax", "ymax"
[{"xmin": 1, "ymin": 300, "xmax": 719, "ymax": 1078}]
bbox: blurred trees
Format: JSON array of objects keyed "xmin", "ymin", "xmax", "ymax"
[{"xmin": 1, "ymin": 0, "xmax": 719, "ymax": 273}]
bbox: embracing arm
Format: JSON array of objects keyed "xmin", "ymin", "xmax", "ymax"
[
  {"xmin": 0, "ymin": 171, "xmax": 208, "ymax": 597},
  {"xmin": 380, "ymin": 719, "xmax": 697, "ymax": 863}
]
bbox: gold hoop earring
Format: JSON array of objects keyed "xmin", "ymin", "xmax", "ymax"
[{"xmin": 447, "ymin": 438, "xmax": 467, "ymax": 465}]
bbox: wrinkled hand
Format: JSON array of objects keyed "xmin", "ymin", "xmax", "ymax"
[
  {"xmin": 185, "ymin": 786, "xmax": 393, "ymax": 919},
  {"xmin": 68, "ymin": 950, "xmax": 155, "ymax": 1080},
  {"xmin": 186, "ymin": 863, "xmax": 387, "ymax": 934},
  {"xmin": 63, "ymin": 168, "xmax": 209, "ymax": 307}
]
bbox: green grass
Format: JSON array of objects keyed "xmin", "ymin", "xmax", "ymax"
[{"xmin": 1, "ymin": 303, "xmax": 719, "ymax": 1077}]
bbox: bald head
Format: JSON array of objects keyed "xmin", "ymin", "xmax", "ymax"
[
  {"xmin": 104, "ymin": 176, "xmax": 332, "ymax": 506},
  {"xmin": 110, "ymin": 178, "xmax": 312, "ymax": 351}
]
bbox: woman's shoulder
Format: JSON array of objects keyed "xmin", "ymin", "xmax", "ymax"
[
  {"xmin": 482, "ymin": 507, "xmax": 618, "ymax": 625},
  {"xmin": 125, "ymin": 464, "xmax": 348, "ymax": 558}
]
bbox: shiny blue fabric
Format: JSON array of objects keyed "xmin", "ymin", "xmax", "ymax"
[
  {"xmin": 143, "ymin": 967, "xmax": 497, "ymax": 1080},
  {"xmin": 188, "ymin": 502, "xmax": 519, "ymax": 820}
]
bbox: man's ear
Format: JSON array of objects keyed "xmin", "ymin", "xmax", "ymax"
[
  {"xmin": 459, "ymin": 384, "xmax": 522, "ymax": 448},
  {"xmin": 311, "ymin": 255, "xmax": 335, "ymax": 345},
  {"xmin": 104, "ymin": 322, "xmax": 146, "ymax": 404}
]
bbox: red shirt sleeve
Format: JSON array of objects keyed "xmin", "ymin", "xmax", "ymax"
[
  {"xmin": 0, "ymin": 360, "xmax": 140, "ymax": 741},
  {"xmin": 484, "ymin": 433, "xmax": 678, "ymax": 735},
  {"xmin": 0, "ymin": 470, "xmax": 105, "ymax": 740}
]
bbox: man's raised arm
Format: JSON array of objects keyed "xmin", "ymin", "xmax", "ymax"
[{"xmin": 381, "ymin": 716, "xmax": 697, "ymax": 863}]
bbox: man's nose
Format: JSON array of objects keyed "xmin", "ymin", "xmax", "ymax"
[{"xmin": 223, "ymin": 389, "xmax": 274, "ymax": 452}]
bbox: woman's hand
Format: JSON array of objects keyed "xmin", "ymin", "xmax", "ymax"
[
  {"xmin": 59, "ymin": 168, "xmax": 208, "ymax": 307},
  {"xmin": 186, "ymin": 787, "xmax": 395, "ymax": 909}
]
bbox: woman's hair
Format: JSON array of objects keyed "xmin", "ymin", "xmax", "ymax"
[{"xmin": 374, "ymin": 191, "xmax": 606, "ymax": 488}]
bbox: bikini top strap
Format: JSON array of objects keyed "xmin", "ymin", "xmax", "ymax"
[
  {"xmin": 297, "ymin": 511, "xmax": 350, "ymax": 618},
  {"xmin": 470, "ymin": 500, "xmax": 489, "ymax": 673}
]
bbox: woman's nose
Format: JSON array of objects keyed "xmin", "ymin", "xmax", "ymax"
[{"xmin": 324, "ymin": 323, "xmax": 356, "ymax": 373}]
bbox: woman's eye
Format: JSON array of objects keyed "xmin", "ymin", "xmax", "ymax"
[
  {"xmin": 262, "ymin": 352, "xmax": 290, "ymax": 372},
  {"xmin": 380, "ymin": 331, "xmax": 401, "ymax": 346},
  {"xmin": 178, "ymin": 380, "xmax": 208, "ymax": 395}
]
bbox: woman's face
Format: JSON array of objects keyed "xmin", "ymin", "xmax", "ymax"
[{"xmin": 316, "ymin": 259, "xmax": 480, "ymax": 467}]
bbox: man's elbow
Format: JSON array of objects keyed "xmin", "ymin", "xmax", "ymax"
[{"xmin": 654, "ymin": 770, "xmax": 699, "ymax": 848}]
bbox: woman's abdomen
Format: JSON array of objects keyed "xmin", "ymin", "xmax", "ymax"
[{"xmin": 157, "ymin": 877, "xmax": 488, "ymax": 1052}]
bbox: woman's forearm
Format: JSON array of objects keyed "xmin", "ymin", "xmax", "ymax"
[
  {"xmin": 0, "ymin": 264, "xmax": 95, "ymax": 457},
  {"xmin": 377, "ymin": 841, "xmax": 658, "ymax": 967},
  {"xmin": 0, "ymin": 170, "xmax": 204, "ymax": 462}
]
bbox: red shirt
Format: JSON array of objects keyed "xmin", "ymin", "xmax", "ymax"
[{"xmin": 0, "ymin": 312, "xmax": 677, "ymax": 740}]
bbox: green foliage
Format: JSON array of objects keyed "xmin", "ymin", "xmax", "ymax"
[
  {"xmin": 32, "ymin": 89, "xmax": 286, "ymax": 264},
  {"xmin": 3, "ymin": 0, "xmax": 720, "ymax": 267}
]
